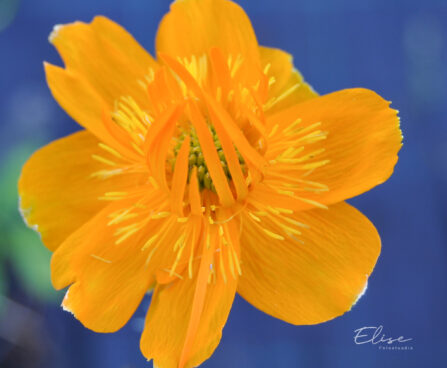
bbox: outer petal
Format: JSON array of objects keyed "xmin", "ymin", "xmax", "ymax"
[
  {"xmin": 51, "ymin": 192, "xmax": 189, "ymax": 333},
  {"xmin": 141, "ymin": 270, "xmax": 237, "ymax": 368},
  {"xmin": 156, "ymin": 0, "xmax": 260, "ymax": 66},
  {"xmin": 45, "ymin": 17, "xmax": 158, "ymax": 152},
  {"xmin": 49, "ymin": 16, "xmax": 157, "ymax": 108},
  {"xmin": 265, "ymin": 88, "xmax": 402, "ymax": 207},
  {"xmin": 18, "ymin": 130, "xmax": 145, "ymax": 251},
  {"xmin": 44, "ymin": 64, "xmax": 114, "ymax": 148},
  {"xmin": 140, "ymin": 222, "xmax": 238, "ymax": 368},
  {"xmin": 54, "ymin": 199, "xmax": 156, "ymax": 333},
  {"xmin": 238, "ymin": 202, "xmax": 380, "ymax": 325},
  {"xmin": 260, "ymin": 46, "xmax": 317, "ymax": 113}
]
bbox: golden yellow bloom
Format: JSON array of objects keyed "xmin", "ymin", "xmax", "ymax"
[{"xmin": 18, "ymin": 0, "xmax": 402, "ymax": 367}]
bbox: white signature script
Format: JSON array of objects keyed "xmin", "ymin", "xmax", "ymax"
[{"xmin": 354, "ymin": 325, "xmax": 413, "ymax": 345}]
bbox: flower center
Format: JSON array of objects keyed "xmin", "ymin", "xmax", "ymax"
[{"xmin": 172, "ymin": 125, "xmax": 246, "ymax": 192}]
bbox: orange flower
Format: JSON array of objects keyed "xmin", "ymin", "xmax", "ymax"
[{"xmin": 18, "ymin": 0, "xmax": 402, "ymax": 367}]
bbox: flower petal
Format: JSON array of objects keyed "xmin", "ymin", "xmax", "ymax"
[
  {"xmin": 237, "ymin": 201, "xmax": 380, "ymax": 325},
  {"xmin": 52, "ymin": 193, "xmax": 188, "ymax": 332},
  {"xmin": 265, "ymin": 88, "xmax": 402, "ymax": 207},
  {"xmin": 156, "ymin": 0, "xmax": 260, "ymax": 66},
  {"xmin": 49, "ymin": 16, "xmax": 157, "ymax": 108},
  {"xmin": 44, "ymin": 64, "xmax": 109, "ymax": 145},
  {"xmin": 140, "ymin": 223, "xmax": 238, "ymax": 368},
  {"xmin": 260, "ymin": 46, "xmax": 317, "ymax": 113},
  {"xmin": 44, "ymin": 64, "xmax": 144, "ymax": 160},
  {"xmin": 54, "ymin": 200, "xmax": 155, "ymax": 333},
  {"xmin": 18, "ymin": 130, "xmax": 145, "ymax": 251}
]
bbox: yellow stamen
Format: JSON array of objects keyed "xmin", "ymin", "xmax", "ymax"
[
  {"xmin": 262, "ymin": 228, "xmax": 285, "ymax": 240},
  {"xmin": 151, "ymin": 212, "xmax": 171, "ymax": 219},
  {"xmin": 90, "ymin": 254, "xmax": 112, "ymax": 264},
  {"xmin": 92, "ymin": 154, "xmax": 117, "ymax": 167},
  {"xmin": 142, "ymin": 234, "xmax": 159, "ymax": 251},
  {"xmin": 98, "ymin": 143, "xmax": 122, "ymax": 158}
]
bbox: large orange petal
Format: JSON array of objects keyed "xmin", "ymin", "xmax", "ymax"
[
  {"xmin": 156, "ymin": 0, "xmax": 260, "ymax": 67},
  {"xmin": 51, "ymin": 191, "xmax": 188, "ymax": 333},
  {"xmin": 49, "ymin": 16, "xmax": 157, "ymax": 108},
  {"xmin": 140, "ymin": 223, "xmax": 238, "ymax": 368},
  {"xmin": 260, "ymin": 46, "xmax": 317, "ymax": 113},
  {"xmin": 44, "ymin": 64, "xmax": 112, "ymax": 148},
  {"xmin": 237, "ymin": 201, "xmax": 380, "ymax": 325},
  {"xmin": 44, "ymin": 65, "xmax": 143, "ymax": 160},
  {"xmin": 264, "ymin": 88, "xmax": 402, "ymax": 207},
  {"xmin": 53, "ymin": 199, "xmax": 155, "ymax": 333},
  {"xmin": 140, "ymin": 276, "xmax": 237, "ymax": 368},
  {"xmin": 18, "ymin": 130, "xmax": 146, "ymax": 251}
]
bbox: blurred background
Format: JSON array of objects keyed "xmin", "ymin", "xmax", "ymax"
[{"xmin": 0, "ymin": 0, "xmax": 446, "ymax": 367}]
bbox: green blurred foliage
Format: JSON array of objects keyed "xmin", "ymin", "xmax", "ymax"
[{"xmin": 0, "ymin": 0, "xmax": 21, "ymax": 32}]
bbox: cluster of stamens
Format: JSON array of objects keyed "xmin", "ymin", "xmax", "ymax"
[{"xmin": 172, "ymin": 125, "xmax": 246, "ymax": 192}]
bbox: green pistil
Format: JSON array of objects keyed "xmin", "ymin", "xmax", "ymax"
[{"xmin": 172, "ymin": 126, "xmax": 245, "ymax": 192}]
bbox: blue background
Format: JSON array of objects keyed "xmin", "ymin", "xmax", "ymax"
[{"xmin": 0, "ymin": 0, "xmax": 446, "ymax": 367}]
